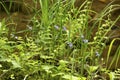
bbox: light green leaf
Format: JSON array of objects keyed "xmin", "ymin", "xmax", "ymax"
[
  {"xmin": 0, "ymin": 64, "xmax": 2, "ymax": 67},
  {"xmin": 59, "ymin": 60, "xmax": 68, "ymax": 64},
  {"xmin": 41, "ymin": 65, "xmax": 54, "ymax": 71},
  {"xmin": 41, "ymin": 55, "xmax": 53, "ymax": 59},
  {"xmin": 11, "ymin": 60, "xmax": 21, "ymax": 68},
  {"xmin": 89, "ymin": 66, "xmax": 99, "ymax": 72},
  {"xmin": 62, "ymin": 74, "xmax": 86, "ymax": 80},
  {"xmin": 52, "ymin": 72, "xmax": 64, "ymax": 77},
  {"xmin": 108, "ymin": 72, "xmax": 115, "ymax": 80}
]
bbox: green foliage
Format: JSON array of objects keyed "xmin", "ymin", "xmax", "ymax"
[
  {"xmin": 107, "ymin": 38, "xmax": 120, "ymax": 69},
  {"xmin": 0, "ymin": 0, "xmax": 120, "ymax": 80}
]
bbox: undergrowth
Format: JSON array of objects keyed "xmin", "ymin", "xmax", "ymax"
[{"xmin": 0, "ymin": 0, "xmax": 120, "ymax": 80}]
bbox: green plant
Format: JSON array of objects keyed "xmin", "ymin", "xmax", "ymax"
[{"xmin": 0, "ymin": 0, "xmax": 120, "ymax": 80}]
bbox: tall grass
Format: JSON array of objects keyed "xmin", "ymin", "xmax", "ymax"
[{"xmin": 0, "ymin": 0, "xmax": 10, "ymax": 15}]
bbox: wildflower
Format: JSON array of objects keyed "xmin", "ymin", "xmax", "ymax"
[
  {"xmin": 95, "ymin": 51, "xmax": 100, "ymax": 57},
  {"xmin": 54, "ymin": 25, "xmax": 59, "ymax": 30},
  {"xmin": 83, "ymin": 39, "xmax": 88, "ymax": 43},
  {"xmin": 62, "ymin": 26, "xmax": 67, "ymax": 31},
  {"xmin": 67, "ymin": 42, "xmax": 73, "ymax": 49},
  {"xmin": 15, "ymin": 36, "xmax": 18, "ymax": 39}
]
